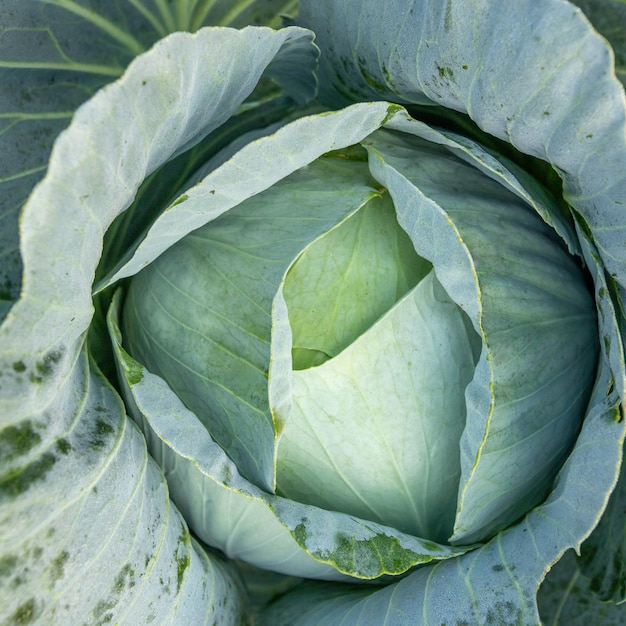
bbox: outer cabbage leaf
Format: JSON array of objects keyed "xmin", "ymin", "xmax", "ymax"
[
  {"xmin": 259, "ymin": 358, "xmax": 624, "ymax": 624},
  {"xmin": 0, "ymin": 0, "xmax": 299, "ymax": 321},
  {"xmin": 365, "ymin": 123, "xmax": 599, "ymax": 543},
  {"xmin": 570, "ymin": 0, "xmax": 626, "ymax": 86},
  {"xmin": 96, "ymin": 102, "xmax": 399, "ymax": 289},
  {"xmin": 299, "ymin": 0, "xmax": 626, "ymax": 298},
  {"xmin": 1, "ymin": 353, "xmax": 245, "ymax": 625},
  {"xmin": 0, "ymin": 24, "xmax": 319, "ymax": 622}
]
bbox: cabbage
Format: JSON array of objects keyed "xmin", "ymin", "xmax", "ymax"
[{"xmin": 1, "ymin": 1, "xmax": 624, "ymax": 624}]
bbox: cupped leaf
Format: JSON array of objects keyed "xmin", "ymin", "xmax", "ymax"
[
  {"xmin": 299, "ymin": 0, "xmax": 626, "ymax": 296},
  {"xmin": 109, "ymin": 290, "xmax": 474, "ymax": 581},
  {"xmin": 96, "ymin": 101, "xmax": 403, "ymax": 290},
  {"xmin": 258, "ymin": 359, "xmax": 625, "ymax": 625},
  {"xmin": 1, "ymin": 25, "xmax": 318, "ymax": 622},
  {"xmin": 96, "ymin": 97, "xmax": 299, "ymax": 286},
  {"xmin": 365, "ymin": 125, "xmax": 599, "ymax": 543},
  {"xmin": 284, "ymin": 188, "xmax": 431, "ymax": 369},
  {"xmin": 95, "ymin": 16, "xmax": 320, "ymax": 289},
  {"xmin": 0, "ymin": 352, "xmax": 246, "ymax": 624},
  {"xmin": 382, "ymin": 114, "xmax": 582, "ymax": 257},
  {"xmin": 571, "ymin": 0, "xmax": 626, "ymax": 86},
  {"xmin": 122, "ymin": 154, "xmax": 380, "ymax": 492},
  {"xmin": 0, "ymin": 0, "xmax": 298, "ymax": 320},
  {"xmin": 277, "ymin": 270, "xmax": 480, "ymax": 543}
]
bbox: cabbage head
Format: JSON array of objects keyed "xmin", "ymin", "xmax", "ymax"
[{"xmin": 1, "ymin": 1, "xmax": 625, "ymax": 625}]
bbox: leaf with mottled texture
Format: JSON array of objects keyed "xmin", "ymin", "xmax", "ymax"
[
  {"xmin": 258, "ymin": 358, "xmax": 624, "ymax": 624},
  {"xmin": 0, "ymin": 24, "xmax": 317, "ymax": 622},
  {"xmin": 0, "ymin": 0, "xmax": 301, "ymax": 321},
  {"xmin": 299, "ymin": 0, "xmax": 626, "ymax": 295}
]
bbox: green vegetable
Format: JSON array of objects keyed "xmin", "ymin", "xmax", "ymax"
[{"xmin": 1, "ymin": 1, "xmax": 624, "ymax": 624}]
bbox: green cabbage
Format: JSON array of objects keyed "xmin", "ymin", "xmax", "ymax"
[{"xmin": 1, "ymin": 1, "xmax": 624, "ymax": 624}]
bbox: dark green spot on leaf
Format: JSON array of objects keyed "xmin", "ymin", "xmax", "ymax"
[
  {"xmin": 0, "ymin": 555, "xmax": 18, "ymax": 578},
  {"xmin": 0, "ymin": 421, "xmax": 42, "ymax": 461},
  {"xmin": 55, "ymin": 438, "xmax": 72, "ymax": 455},
  {"xmin": 437, "ymin": 65, "xmax": 454, "ymax": 80},
  {"xmin": 175, "ymin": 532, "xmax": 190, "ymax": 594},
  {"xmin": 49, "ymin": 551, "xmax": 70, "ymax": 582},
  {"xmin": 121, "ymin": 349, "xmax": 143, "ymax": 386},
  {"xmin": 35, "ymin": 350, "xmax": 63, "ymax": 379},
  {"xmin": 89, "ymin": 420, "xmax": 115, "ymax": 450},
  {"xmin": 0, "ymin": 453, "xmax": 56, "ymax": 498},
  {"xmin": 7, "ymin": 598, "xmax": 38, "ymax": 625}
]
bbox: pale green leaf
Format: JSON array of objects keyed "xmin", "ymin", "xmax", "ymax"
[
  {"xmin": 259, "ymin": 360, "xmax": 625, "ymax": 624},
  {"xmin": 299, "ymin": 0, "xmax": 626, "ymax": 296},
  {"xmin": 1, "ymin": 24, "xmax": 316, "ymax": 621},
  {"xmin": 122, "ymin": 154, "xmax": 380, "ymax": 492},
  {"xmin": 96, "ymin": 102, "xmax": 403, "ymax": 291},
  {"xmin": 284, "ymin": 188, "xmax": 431, "ymax": 369},
  {"xmin": 365, "ymin": 127, "xmax": 600, "ymax": 544},
  {"xmin": 277, "ymin": 271, "xmax": 479, "ymax": 543},
  {"xmin": 109, "ymin": 290, "xmax": 474, "ymax": 581}
]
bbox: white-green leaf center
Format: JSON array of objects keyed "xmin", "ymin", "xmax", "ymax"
[
  {"xmin": 278, "ymin": 204, "xmax": 481, "ymax": 540},
  {"xmin": 283, "ymin": 192, "xmax": 432, "ymax": 369}
]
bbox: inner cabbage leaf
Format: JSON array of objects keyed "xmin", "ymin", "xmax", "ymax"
[
  {"xmin": 278, "ymin": 269, "xmax": 480, "ymax": 542},
  {"xmin": 284, "ymin": 185, "xmax": 431, "ymax": 370}
]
